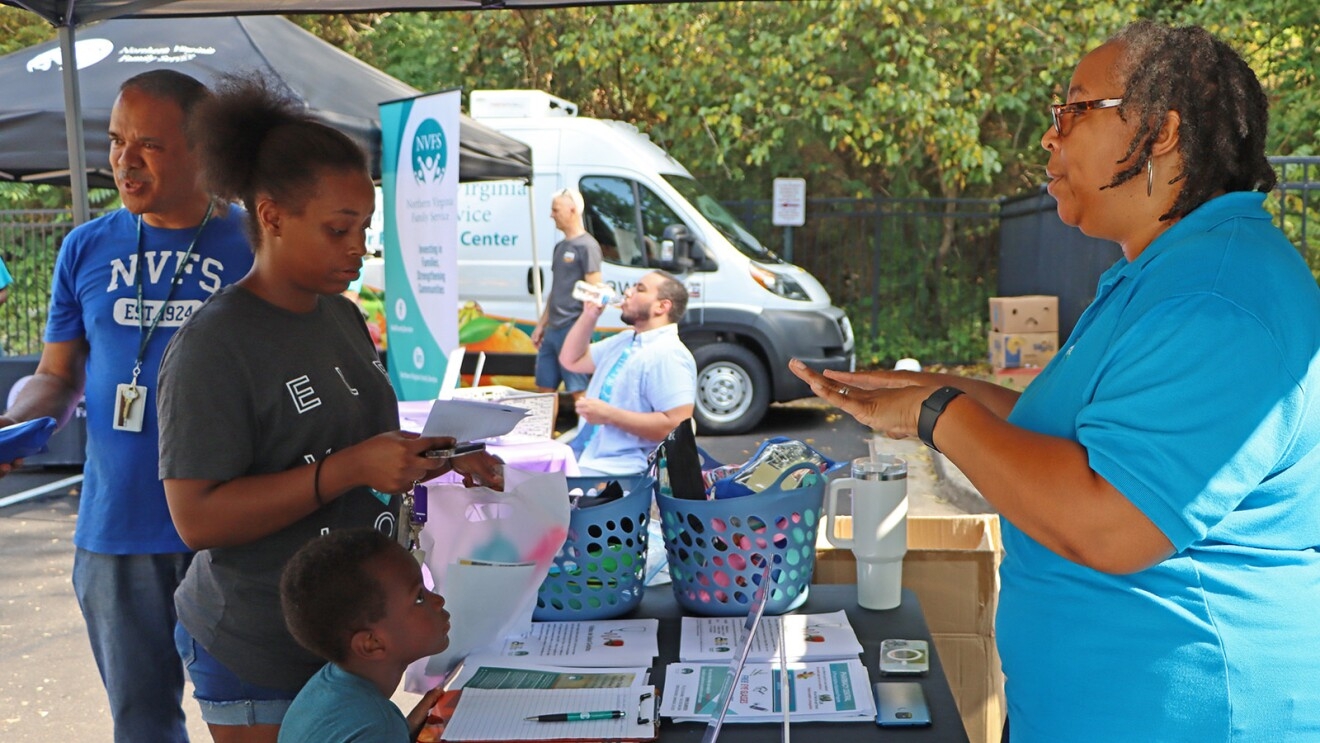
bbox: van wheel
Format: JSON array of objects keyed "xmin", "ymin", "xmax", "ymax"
[{"xmin": 692, "ymin": 343, "xmax": 770, "ymax": 435}]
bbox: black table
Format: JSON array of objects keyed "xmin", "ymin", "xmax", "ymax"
[{"xmin": 631, "ymin": 584, "xmax": 970, "ymax": 742}]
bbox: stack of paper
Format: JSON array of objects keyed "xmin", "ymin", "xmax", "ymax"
[
  {"xmin": 659, "ymin": 659, "xmax": 875, "ymax": 723},
  {"xmin": 441, "ymin": 687, "xmax": 658, "ymax": 742},
  {"xmin": 419, "ymin": 620, "xmax": 662, "ymax": 742},
  {"xmin": 660, "ymin": 611, "xmax": 874, "ymax": 724},
  {"xmin": 472, "ymin": 618, "xmax": 660, "ymax": 669},
  {"xmin": 678, "ymin": 611, "xmax": 863, "ymax": 663}
]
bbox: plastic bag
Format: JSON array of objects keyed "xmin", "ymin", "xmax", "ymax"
[
  {"xmin": 403, "ymin": 467, "xmax": 570, "ymax": 693},
  {"xmin": 709, "ymin": 437, "xmax": 844, "ymax": 499}
]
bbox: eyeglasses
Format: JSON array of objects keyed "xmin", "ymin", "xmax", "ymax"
[{"xmin": 1049, "ymin": 97, "xmax": 1123, "ymax": 136}]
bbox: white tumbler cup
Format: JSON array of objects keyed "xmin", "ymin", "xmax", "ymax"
[{"xmin": 825, "ymin": 455, "xmax": 908, "ymax": 610}]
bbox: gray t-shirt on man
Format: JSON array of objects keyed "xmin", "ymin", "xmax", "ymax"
[{"xmin": 546, "ymin": 232, "xmax": 603, "ymax": 328}]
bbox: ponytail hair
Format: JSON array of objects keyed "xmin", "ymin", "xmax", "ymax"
[{"xmin": 191, "ymin": 73, "xmax": 368, "ymax": 245}]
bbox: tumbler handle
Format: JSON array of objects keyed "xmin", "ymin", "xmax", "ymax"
[{"xmin": 824, "ymin": 477, "xmax": 855, "ymax": 550}]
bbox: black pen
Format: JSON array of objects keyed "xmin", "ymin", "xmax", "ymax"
[{"xmin": 525, "ymin": 710, "xmax": 625, "ymax": 722}]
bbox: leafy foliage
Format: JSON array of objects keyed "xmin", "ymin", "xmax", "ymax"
[
  {"xmin": 336, "ymin": 0, "xmax": 1316, "ymax": 204},
  {"xmin": 2, "ymin": 1, "xmax": 1316, "ymax": 364}
]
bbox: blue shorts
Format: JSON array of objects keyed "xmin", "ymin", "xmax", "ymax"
[
  {"xmin": 174, "ymin": 623, "xmax": 294, "ymax": 726},
  {"xmin": 535, "ymin": 323, "xmax": 590, "ymax": 392}
]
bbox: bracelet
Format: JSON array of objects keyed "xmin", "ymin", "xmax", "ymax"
[
  {"xmin": 917, "ymin": 386, "xmax": 965, "ymax": 453},
  {"xmin": 313, "ymin": 455, "xmax": 328, "ymax": 507}
]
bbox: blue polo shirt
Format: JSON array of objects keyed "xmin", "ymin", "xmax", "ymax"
[{"xmin": 998, "ymin": 192, "xmax": 1320, "ymax": 741}]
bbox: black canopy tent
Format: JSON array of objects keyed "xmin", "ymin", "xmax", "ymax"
[
  {"xmin": 2, "ymin": 0, "xmax": 684, "ymax": 26},
  {"xmin": 0, "ymin": 14, "xmax": 532, "ymax": 187},
  {"xmin": 0, "ymin": 0, "xmax": 690, "ymax": 222}
]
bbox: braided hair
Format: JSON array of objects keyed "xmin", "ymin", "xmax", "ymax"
[{"xmin": 1103, "ymin": 21, "xmax": 1276, "ymax": 221}]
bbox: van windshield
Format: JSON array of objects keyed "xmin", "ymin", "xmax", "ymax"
[{"xmin": 662, "ymin": 175, "xmax": 779, "ymax": 262}]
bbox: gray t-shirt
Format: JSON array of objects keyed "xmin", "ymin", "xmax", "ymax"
[
  {"xmin": 546, "ymin": 232, "xmax": 603, "ymax": 328},
  {"xmin": 159, "ymin": 286, "xmax": 399, "ymax": 692}
]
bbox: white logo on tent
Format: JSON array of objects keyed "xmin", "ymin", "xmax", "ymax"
[
  {"xmin": 26, "ymin": 38, "xmax": 114, "ymax": 72},
  {"xmin": 117, "ymin": 44, "xmax": 216, "ymax": 65}
]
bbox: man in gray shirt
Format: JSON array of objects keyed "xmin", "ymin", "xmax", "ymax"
[{"xmin": 531, "ymin": 188, "xmax": 603, "ymax": 418}]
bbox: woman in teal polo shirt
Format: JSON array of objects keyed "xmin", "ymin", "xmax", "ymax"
[{"xmin": 791, "ymin": 21, "xmax": 1320, "ymax": 743}]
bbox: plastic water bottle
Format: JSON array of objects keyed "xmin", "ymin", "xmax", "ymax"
[{"xmin": 571, "ymin": 280, "xmax": 622, "ymax": 308}]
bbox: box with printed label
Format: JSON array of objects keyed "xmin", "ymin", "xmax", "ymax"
[
  {"xmin": 988, "ymin": 295, "xmax": 1058, "ymax": 333},
  {"xmin": 987, "ymin": 331, "xmax": 1057, "ymax": 369},
  {"xmin": 991, "ymin": 366, "xmax": 1043, "ymax": 391}
]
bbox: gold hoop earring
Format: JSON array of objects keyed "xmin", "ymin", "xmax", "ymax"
[{"xmin": 1146, "ymin": 159, "xmax": 1154, "ymax": 197}]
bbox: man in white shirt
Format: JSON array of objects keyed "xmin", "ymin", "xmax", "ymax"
[{"xmin": 559, "ymin": 270, "xmax": 696, "ymax": 476}]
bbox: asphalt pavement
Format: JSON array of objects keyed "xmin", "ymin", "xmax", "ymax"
[{"xmin": 0, "ymin": 397, "xmax": 989, "ymax": 742}]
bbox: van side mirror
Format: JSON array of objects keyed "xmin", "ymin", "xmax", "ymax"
[
  {"xmin": 659, "ymin": 224, "xmax": 711, "ymax": 273},
  {"xmin": 688, "ymin": 241, "xmax": 712, "ymax": 269}
]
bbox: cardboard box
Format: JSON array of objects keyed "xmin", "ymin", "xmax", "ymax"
[
  {"xmin": 816, "ymin": 515, "xmax": 1005, "ymax": 743},
  {"xmin": 989, "ymin": 295, "xmax": 1058, "ymax": 333},
  {"xmin": 991, "ymin": 366, "xmax": 1042, "ymax": 391},
  {"xmin": 988, "ymin": 331, "xmax": 1057, "ymax": 369}
]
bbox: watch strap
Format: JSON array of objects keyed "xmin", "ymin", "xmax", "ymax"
[{"xmin": 918, "ymin": 386, "xmax": 965, "ymax": 453}]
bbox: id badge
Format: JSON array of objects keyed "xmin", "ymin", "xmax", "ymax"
[{"xmin": 113, "ymin": 383, "xmax": 147, "ymax": 433}]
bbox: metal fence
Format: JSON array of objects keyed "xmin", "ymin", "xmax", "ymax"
[
  {"xmin": 1271, "ymin": 157, "xmax": 1319, "ymax": 275},
  {"xmin": 730, "ymin": 155, "xmax": 1320, "ymax": 364},
  {"xmin": 0, "ymin": 209, "xmax": 112, "ymax": 357},
  {"xmin": 724, "ymin": 197, "xmax": 1000, "ymax": 364},
  {"xmin": 2, "ymin": 157, "xmax": 1316, "ymax": 364}
]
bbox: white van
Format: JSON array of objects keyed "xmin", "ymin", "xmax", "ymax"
[{"xmin": 371, "ymin": 89, "xmax": 854, "ymax": 434}]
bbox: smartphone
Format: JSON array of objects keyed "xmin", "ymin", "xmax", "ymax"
[
  {"xmin": 874, "ymin": 681, "xmax": 932, "ymax": 727},
  {"xmin": 879, "ymin": 638, "xmax": 929, "ymax": 676},
  {"xmin": 423, "ymin": 441, "xmax": 486, "ymax": 459}
]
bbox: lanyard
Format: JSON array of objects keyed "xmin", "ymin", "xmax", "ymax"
[
  {"xmin": 576, "ymin": 333, "xmax": 641, "ymax": 456},
  {"xmin": 131, "ymin": 202, "xmax": 214, "ymax": 384}
]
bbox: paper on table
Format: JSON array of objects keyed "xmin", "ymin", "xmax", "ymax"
[
  {"xmin": 679, "ymin": 611, "xmax": 863, "ymax": 663},
  {"xmin": 478, "ymin": 619, "xmax": 660, "ymax": 668},
  {"xmin": 422, "ymin": 398, "xmax": 530, "ymax": 442},
  {"xmin": 660, "ymin": 660, "xmax": 875, "ymax": 723},
  {"xmin": 441, "ymin": 686, "xmax": 657, "ymax": 741},
  {"xmin": 449, "ymin": 659, "xmax": 650, "ymax": 690}
]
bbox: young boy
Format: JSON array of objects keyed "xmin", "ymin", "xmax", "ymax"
[{"xmin": 278, "ymin": 529, "xmax": 450, "ymax": 742}]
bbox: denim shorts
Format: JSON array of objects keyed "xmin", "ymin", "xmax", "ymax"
[
  {"xmin": 174, "ymin": 623, "xmax": 294, "ymax": 726},
  {"xmin": 535, "ymin": 323, "xmax": 590, "ymax": 392}
]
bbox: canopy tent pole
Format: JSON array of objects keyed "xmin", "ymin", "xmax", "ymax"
[
  {"xmin": 526, "ymin": 181, "xmax": 543, "ymax": 316},
  {"xmin": 58, "ymin": 23, "xmax": 92, "ymax": 225}
]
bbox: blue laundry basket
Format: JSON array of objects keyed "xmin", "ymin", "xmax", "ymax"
[
  {"xmin": 656, "ymin": 463, "xmax": 825, "ymax": 616},
  {"xmin": 534, "ymin": 475, "xmax": 654, "ymax": 620}
]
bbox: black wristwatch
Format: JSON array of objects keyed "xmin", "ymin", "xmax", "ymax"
[{"xmin": 918, "ymin": 386, "xmax": 965, "ymax": 453}]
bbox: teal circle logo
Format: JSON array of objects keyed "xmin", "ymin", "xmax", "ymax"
[{"xmin": 411, "ymin": 118, "xmax": 447, "ymax": 185}]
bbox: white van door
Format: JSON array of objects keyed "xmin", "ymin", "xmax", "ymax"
[{"xmin": 578, "ymin": 174, "xmax": 703, "ymax": 329}]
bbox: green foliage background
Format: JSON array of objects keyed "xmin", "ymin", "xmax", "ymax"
[
  {"xmin": 2, "ymin": 1, "xmax": 1314, "ymax": 204},
  {"xmin": 295, "ymin": 0, "xmax": 1317, "ymax": 202},
  {"xmin": 1, "ymin": 1, "xmax": 1316, "ymax": 363}
]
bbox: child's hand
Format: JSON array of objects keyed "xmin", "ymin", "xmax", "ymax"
[{"xmin": 409, "ymin": 686, "xmax": 447, "ymax": 741}]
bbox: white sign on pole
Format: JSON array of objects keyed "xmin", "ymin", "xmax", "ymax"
[{"xmin": 772, "ymin": 177, "xmax": 806, "ymax": 227}]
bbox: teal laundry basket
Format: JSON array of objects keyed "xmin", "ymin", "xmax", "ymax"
[
  {"xmin": 656, "ymin": 463, "xmax": 825, "ymax": 616},
  {"xmin": 534, "ymin": 475, "xmax": 653, "ymax": 620}
]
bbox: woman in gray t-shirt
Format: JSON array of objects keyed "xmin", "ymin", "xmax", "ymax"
[{"xmin": 157, "ymin": 74, "xmax": 500, "ymax": 742}]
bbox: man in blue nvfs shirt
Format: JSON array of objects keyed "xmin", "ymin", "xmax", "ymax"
[{"xmin": 0, "ymin": 70, "xmax": 253, "ymax": 742}]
